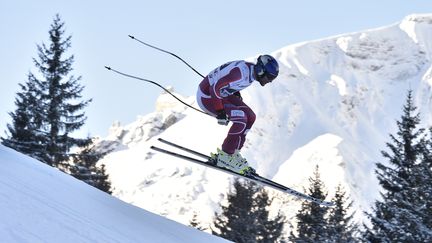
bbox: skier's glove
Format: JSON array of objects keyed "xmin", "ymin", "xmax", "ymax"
[
  {"xmin": 216, "ymin": 109, "xmax": 229, "ymax": 126},
  {"xmin": 233, "ymin": 91, "xmax": 242, "ymax": 101}
]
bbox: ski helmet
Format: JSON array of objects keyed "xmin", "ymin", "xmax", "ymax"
[{"xmin": 255, "ymin": 55, "xmax": 279, "ymax": 86}]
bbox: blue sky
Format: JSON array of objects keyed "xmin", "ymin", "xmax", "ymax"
[{"xmin": 1, "ymin": 0, "xmax": 431, "ymax": 138}]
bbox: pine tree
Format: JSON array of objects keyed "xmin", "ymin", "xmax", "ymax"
[
  {"xmin": 364, "ymin": 90, "xmax": 432, "ymax": 242},
  {"xmin": 289, "ymin": 165, "xmax": 330, "ymax": 242},
  {"xmin": 212, "ymin": 179, "xmax": 286, "ymax": 243},
  {"xmin": 420, "ymin": 128, "xmax": 432, "ymax": 231},
  {"xmin": 326, "ymin": 184, "xmax": 358, "ymax": 242},
  {"xmin": 2, "ymin": 74, "xmax": 45, "ymax": 160},
  {"xmin": 69, "ymin": 140, "xmax": 112, "ymax": 194},
  {"xmin": 35, "ymin": 14, "xmax": 92, "ymax": 167},
  {"xmin": 213, "ymin": 179, "xmax": 258, "ymax": 243},
  {"xmin": 2, "ymin": 14, "xmax": 91, "ymax": 167},
  {"xmin": 254, "ymin": 187, "xmax": 287, "ymax": 243}
]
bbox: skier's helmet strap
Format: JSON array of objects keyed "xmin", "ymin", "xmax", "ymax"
[{"xmin": 255, "ymin": 55, "xmax": 279, "ymax": 84}]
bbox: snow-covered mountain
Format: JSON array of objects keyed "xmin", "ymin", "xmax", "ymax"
[
  {"xmin": 97, "ymin": 14, "xmax": 432, "ymax": 228},
  {"xmin": 0, "ymin": 144, "xmax": 229, "ymax": 243}
]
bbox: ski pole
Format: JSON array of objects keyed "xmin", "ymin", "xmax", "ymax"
[
  {"xmin": 128, "ymin": 35, "xmax": 205, "ymax": 78},
  {"xmin": 104, "ymin": 66, "xmax": 210, "ymax": 116}
]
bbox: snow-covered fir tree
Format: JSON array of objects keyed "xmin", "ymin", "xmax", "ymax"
[
  {"xmin": 363, "ymin": 90, "xmax": 432, "ymax": 242},
  {"xmin": 2, "ymin": 14, "xmax": 91, "ymax": 168},
  {"xmin": 212, "ymin": 179, "xmax": 286, "ymax": 243},
  {"xmin": 289, "ymin": 165, "xmax": 330, "ymax": 242},
  {"xmin": 326, "ymin": 184, "xmax": 359, "ymax": 242}
]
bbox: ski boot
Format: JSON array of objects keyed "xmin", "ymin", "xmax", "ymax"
[
  {"xmin": 210, "ymin": 148, "xmax": 257, "ymax": 176},
  {"xmin": 232, "ymin": 150, "xmax": 257, "ymax": 176}
]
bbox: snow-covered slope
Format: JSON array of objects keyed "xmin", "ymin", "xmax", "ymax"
[
  {"xmin": 97, "ymin": 14, "xmax": 432, "ymax": 227},
  {"xmin": 0, "ymin": 145, "xmax": 229, "ymax": 243}
]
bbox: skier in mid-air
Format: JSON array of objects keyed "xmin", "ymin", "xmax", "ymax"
[{"xmin": 196, "ymin": 55, "xmax": 279, "ymax": 175}]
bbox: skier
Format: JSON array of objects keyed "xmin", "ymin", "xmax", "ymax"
[{"xmin": 196, "ymin": 55, "xmax": 279, "ymax": 175}]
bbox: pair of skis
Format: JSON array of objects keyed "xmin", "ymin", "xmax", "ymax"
[{"xmin": 151, "ymin": 138, "xmax": 334, "ymax": 207}]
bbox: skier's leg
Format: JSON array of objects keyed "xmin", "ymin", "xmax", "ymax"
[
  {"xmin": 221, "ymin": 96, "xmax": 255, "ymax": 153},
  {"xmin": 197, "ymin": 93, "xmax": 256, "ymax": 173},
  {"xmin": 238, "ymin": 106, "xmax": 256, "ymax": 150}
]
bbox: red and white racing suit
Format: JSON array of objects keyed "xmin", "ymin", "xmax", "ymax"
[{"xmin": 196, "ymin": 60, "xmax": 256, "ymax": 154}]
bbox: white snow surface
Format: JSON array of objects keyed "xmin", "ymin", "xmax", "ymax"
[
  {"xmin": 0, "ymin": 145, "xmax": 230, "ymax": 243},
  {"xmin": 96, "ymin": 14, "xmax": 432, "ymax": 227}
]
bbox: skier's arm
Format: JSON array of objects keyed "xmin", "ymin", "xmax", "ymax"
[{"xmin": 209, "ymin": 67, "xmax": 242, "ymax": 111}]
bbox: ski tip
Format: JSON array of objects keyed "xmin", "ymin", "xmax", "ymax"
[
  {"xmin": 104, "ymin": 66, "xmax": 111, "ymax": 70},
  {"xmin": 128, "ymin": 35, "xmax": 135, "ymax": 39}
]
